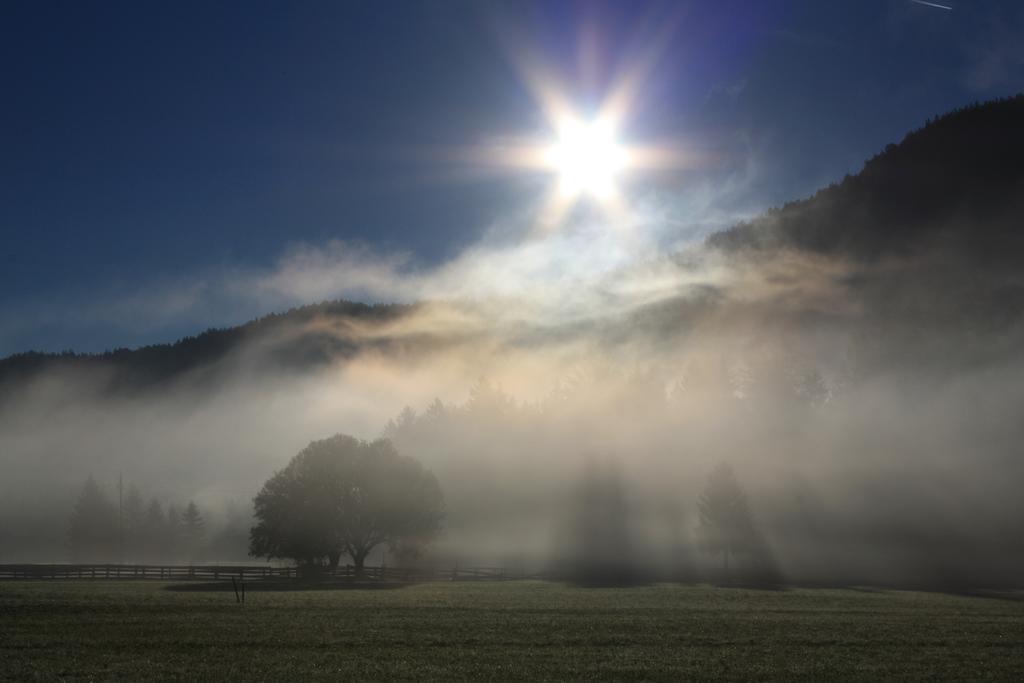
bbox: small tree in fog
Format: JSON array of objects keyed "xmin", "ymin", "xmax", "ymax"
[
  {"xmin": 697, "ymin": 463, "xmax": 755, "ymax": 573},
  {"xmin": 166, "ymin": 503, "xmax": 183, "ymax": 560},
  {"xmin": 122, "ymin": 484, "xmax": 145, "ymax": 560},
  {"xmin": 210, "ymin": 500, "xmax": 256, "ymax": 560},
  {"xmin": 181, "ymin": 501, "xmax": 205, "ymax": 558},
  {"xmin": 68, "ymin": 476, "xmax": 117, "ymax": 561},
  {"xmin": 249, "ymin": 434, "xmax": 444, "ymax": 573},
  {"xmin": 142, "ymin": 498, "xmax": 166, "ymax": 561},
  {"xmin": 562, "ymin": 459, "xmax": 640, "ymax": 585}
]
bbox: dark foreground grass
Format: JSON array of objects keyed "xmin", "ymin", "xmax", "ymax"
[{"xmin": 2, "ymin": 580, "xmax": 1024, "ymax": 680}]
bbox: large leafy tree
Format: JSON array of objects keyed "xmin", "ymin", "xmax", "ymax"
[{"xmin": 249, "ymin": 434, "xmax": 444, "ymax": 572}]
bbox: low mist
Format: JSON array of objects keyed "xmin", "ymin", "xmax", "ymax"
[{"xmin": 4, "ymin": 198, "xmax": 1024, "ymax": 591}]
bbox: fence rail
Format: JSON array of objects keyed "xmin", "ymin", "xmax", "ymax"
[{"xmin": 0, "ymin": 563, "xmax": 525, "ymax": 582}]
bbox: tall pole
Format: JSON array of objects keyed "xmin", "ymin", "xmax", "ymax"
[{"xmin": 118, "ymin": 473, "xmax": 123, "ymax": 565}]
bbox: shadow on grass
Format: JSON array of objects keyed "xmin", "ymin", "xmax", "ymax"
[
  {"xmin": 700, "ymin": 566, "xmax": 790, "ymax": 592},
  {"xmin": 947, "ymin": 588, "xmax": 1024, "ymax": 603},
  {"xmin": 165, "ymin": 580, "xmax": 410, "ymax": 593},
  {"xmin": 781, "ymin": 578, "xmax": 1024, "ymax": 601},
  {"xmin": 708, "ymin": 581, "xmax": 790, "ymax": 592}
]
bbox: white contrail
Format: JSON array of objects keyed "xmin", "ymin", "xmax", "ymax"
[{"xmin": 909, "ymin": 0, "xmax": 953, "ymax": 9}]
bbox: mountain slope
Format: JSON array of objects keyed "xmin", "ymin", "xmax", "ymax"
[
  {"xmin": 3, "ymin": 94, "xmax": 1024, "ymax": 393},
  {"xmin": 708, "ymin": 94, "xmax": 1024, "ymax": 263},
  {"xmin": 0, "ymin": 300, "xmax": 416, "ymax": 394}
]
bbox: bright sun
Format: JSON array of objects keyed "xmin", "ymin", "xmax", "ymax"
[{"xmin": 544, "ymin": 117, "xmax": 628, "ymax": 200}]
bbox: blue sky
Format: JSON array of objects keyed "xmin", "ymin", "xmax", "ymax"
[{"xmin": 2, "ymin": 0, "xmax": 1022, "ymax": 354}]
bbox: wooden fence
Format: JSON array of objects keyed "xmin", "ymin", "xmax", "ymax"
[{"xmin": 0, "ymin": 563, "xmax": 525, "ymax": 582}]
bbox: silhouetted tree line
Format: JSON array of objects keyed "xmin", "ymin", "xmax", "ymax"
[
  {"xmin": 383, "ymin": 378, "xmax": 783, "ymax": 585},
  {"xmin": 709, "ymin": 94, "xmax": 1024, "ymax": 262},
  {"xmin": 0, "ymin": 300, "xmax": 416, "ymax": 394},
  {"xmin": 244, "ymin": 416, "xmax": 774, "ymax": 585},
  {"xmin": 54, "ymin": 358, "xmax": 826, "ymax": 579},
  {"xmin": 704, "ymin": 94, "xmax": 1024, "ymax": 373},
  {"xmin": 552, "ymin": 458, "xmax": 778, "ymax": 586},
  {"xmin": 4, "ymin": 96, "xmax": 1022, "ymax": 403},
  {"xmin": 386, "ymin": 364, "xmax": 836, "ymax": 445},
  {"xmin": 66, "ymin": 476, "xmax": 248, "ymax": 563}
]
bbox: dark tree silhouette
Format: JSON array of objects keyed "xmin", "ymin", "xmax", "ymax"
[
  {"xmin": 68, "ymin": 476, "xmax": 117, "ymax": 561},
  {"xmin": 464, "ymin": 377, "xmax": 516, "ymax": 417},
  {"xmin": 122, "ymin": 484, "xmax": 145, "ymax": 560},
  {"xmin": 249, "ymin": 434, "xmax": 444, "ymax": 573},
  {"xmin": 697, "ymin": 463, "xmax": 755, "ymax": 573},
  {"xmin": 141, "ymin": 497, "xmax": 166, "ymax": 561},
  {"xmin": 165, "ymin": 503, "xmax": 183, "ymax": 560},
  {"xmin": 209, "ymin": 500, "xmax": 254, "ymax": 561},
  {"xmin": 0, "ymin": 300, "xmax": 415, "ymax": 395},
  {"xmin": 708, "ymin": 95, "xmax": 1024, "ymax": 262},
  {"xmin": 181, "ymin": 501, "xmax": 205, "ymax": 558},
  {"xmin": 562, "ymin": 459, "xmax": 640, "ymax": 586}
]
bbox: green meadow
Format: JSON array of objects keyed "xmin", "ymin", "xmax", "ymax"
[{"xmin": 3, "ymin": 580, "xmax": 1024, "ymax": 680}]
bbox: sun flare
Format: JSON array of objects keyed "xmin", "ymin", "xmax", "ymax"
[{"xmin": 544, "ymin": 117, "xmax": 628, "ymax": 200}]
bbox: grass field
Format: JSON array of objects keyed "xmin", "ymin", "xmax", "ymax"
[{"xmin": 3, "ymin": 580, "xmax": 1024, "ymax": 679}]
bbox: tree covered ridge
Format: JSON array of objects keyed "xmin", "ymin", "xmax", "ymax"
[
  {"xmin": 3, "ymin": 95, "xmax": 1023, "ymax": 391},
  {"xmin": 0, "ymin": 300, "xmax": 415, "ymax": 393},
  {"xmin": 708, "ymin": 94, "xmax": 1024, "ymax": 260}
]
